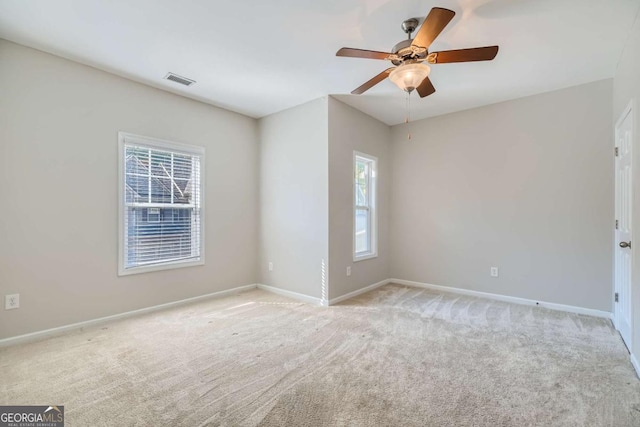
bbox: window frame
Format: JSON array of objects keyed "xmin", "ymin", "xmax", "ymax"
[
  {"xmin": 118, "ymin": 132, "xmax": 205, "ymax": 276},
  {"xmin": 353, "ymin": 150, "xmax": 378, "ymax": 262}
]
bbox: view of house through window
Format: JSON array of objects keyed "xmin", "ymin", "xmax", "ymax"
[
  {"xmin": 354, "ymin": 151, "xmax": 377, "ymax": 261},
  {"xmin": 119, "ymin": 133, "xmax": 204, "ymax": 274}
]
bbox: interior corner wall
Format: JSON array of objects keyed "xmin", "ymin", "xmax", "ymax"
[
  {"xmin": 328, "ymin": 97, "xmax": 390, "ymax": 300},
  {"xmin": 258, "ymin": 97, "xmax": 329, "ymax": 300},
  {"xmin": 613, "ymin": 11, "xmax": 640, "ymax": 357},
  {"xmin": 0, "ymin": 40, "xmax": 260, "ymax": 339},
  {"xmin": 389, "ymin": 79, "xmax": 614, "ymax": 312}
]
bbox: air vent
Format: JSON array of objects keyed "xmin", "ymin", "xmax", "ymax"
[{"xmin": 164, "ymin": 73, "xmax": 196, "ymax": 87}]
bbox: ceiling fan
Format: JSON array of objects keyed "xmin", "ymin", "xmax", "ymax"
[{"xmin": 336, "ymin": 7, "xmax": 499, "ymax": 98}]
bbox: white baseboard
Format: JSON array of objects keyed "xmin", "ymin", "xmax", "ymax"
[
  {"xmin": 0, "ymin": 278, "xmax": 615, "ymax": 347},
  {"xmin": 631, "ymin": 353, "xmax": 640, "ymax": 378},
  {"xmin": 256, "ymin": 284, "xmax": 325, "ymax": 306},
  {"xmin": 329, "ymin": 279, "xmax": 391, "ymax": 305},
  {"xmin": 0, "ymin": 284, "xmax": 257, "ymax": 348},
  {"xmin": 390, "ymin": 278, "xmax": 613, "ymax": 319}
]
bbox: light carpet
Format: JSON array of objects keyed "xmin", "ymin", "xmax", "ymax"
[{"xmin": 1, "ymin": 283, "xmax": 639, "ymax": 426}]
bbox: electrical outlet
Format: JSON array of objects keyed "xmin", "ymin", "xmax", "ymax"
[
  {"xmin": 268, "ymin": 262, "xmax": 273, "ymax": 272},
  {"xmin": 5, "ymin": 294, "xmax": 19, "ymax": 310},
  {"xmin": 490, "ymin": 267, "xmax": 499, "ymax": 278},
  {"xmin": 346, "ymin": 266, "xmax": 351, "ymax": 277}
]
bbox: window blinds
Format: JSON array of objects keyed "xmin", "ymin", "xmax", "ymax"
[{"xmin": 122, "ymin": 136, "xmax": 203, "ymax": 271}]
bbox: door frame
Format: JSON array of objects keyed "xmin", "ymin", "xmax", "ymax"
[{"xmin": 613, "ymin": 98, "xmax": 635, "ymax": 348}]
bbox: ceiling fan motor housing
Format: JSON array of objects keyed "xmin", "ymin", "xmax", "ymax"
[{"xmin": 391, "ymin": 39, "xmax": 427, "ymax": 66}]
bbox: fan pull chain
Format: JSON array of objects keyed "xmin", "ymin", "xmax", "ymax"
[{"xmin": 405, "ymin": 90, "xmax": 412, "ymax": 140}]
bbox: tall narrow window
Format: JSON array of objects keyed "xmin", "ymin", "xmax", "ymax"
[
  {"xmin": 354, "ymin": 151, "xmax": 377, "ymax": 261},
  {"xmin": 118, "ymin": 132, "xmax": 204, "ymax": 275}
]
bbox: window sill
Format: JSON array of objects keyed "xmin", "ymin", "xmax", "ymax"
[
  {"xmin": 353, "ymin": 252, "xmax": 378, "ymax": 263},
  {"xmin": 118, "ymin": 258, "xmax": 204, "ymax": 276}
]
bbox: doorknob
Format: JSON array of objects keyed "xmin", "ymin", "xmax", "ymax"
[{"xmin": 619, "ymin": 241, "xmax": 631, "ymax": 248}]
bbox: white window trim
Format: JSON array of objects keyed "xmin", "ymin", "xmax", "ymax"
[
  {"xmin": 353, "ymin": 150, "xmax": 378, "ymax": 262},
  {"xmin": 118, "ymin": 132, "xmax": 205, "ymax": 276}
]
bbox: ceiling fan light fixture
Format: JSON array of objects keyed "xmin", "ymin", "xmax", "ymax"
[{"xmin": 389, "ymin": 63, "xmax": 431, "ymax": 92}]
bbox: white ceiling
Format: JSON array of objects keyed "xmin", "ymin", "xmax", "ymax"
[{"xmin": 1, "ymin": 0, "xmax": 638, "ymax": 125}]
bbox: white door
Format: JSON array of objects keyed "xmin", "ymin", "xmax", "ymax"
[{"xmin": 614, "ymin": 103, "xmax": 634, "ymax": 349}]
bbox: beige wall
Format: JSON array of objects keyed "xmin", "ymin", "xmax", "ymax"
[
  {"xmin": 328, "ymin": 98, "xmax": 390, "ymax": 300},
  {"xmin": 0, "ymin": 40, "xmax": 260, "ymax": 339},
  {"xmin": 390, "ymin": 80, "xmax": 614, "ymax": 312},
  {"xmin": 613, "ymin": 12, "xmax": 640, "ymax": 358},
  {"xmin": 258, "ymin": 97, "xmax": 390, "ymax": 302},
  {"xmin": 258, "ymin": 98, "xmax": 329, "ymax": 300},
  {"xmin": 0, "ymin": 37, "xmax": 623, "ymax": 340}
]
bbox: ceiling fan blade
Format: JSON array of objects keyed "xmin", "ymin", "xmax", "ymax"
[
  {"xmin": 351, "ymin": 68, "xmax": 394, "ymax": 95},
  {"xmin": 416, "ymin": 76, "xmax": 436, "ymax": 98},
  {"xmin": 428, "ymin": 46, "xmax": 499, "ymax": 63},
  {"xmin": 336, "ymin": 48, "xmax": 393, "ymax": 60},
  {"xmin": 411, "ymin": 7, "xmax": 456, "ymax": 50}
]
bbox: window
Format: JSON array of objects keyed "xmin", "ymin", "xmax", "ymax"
[
  {"xmin": 118, "ymin": 132, "xmax": 204, "ymax": 275},
  {"xmin": 147, "ymin": 208, "xmax": 160, "ymax": 223},
  {"xmin": 354, "ymin": 151, "xmax": 377, "ymax": 261}
]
